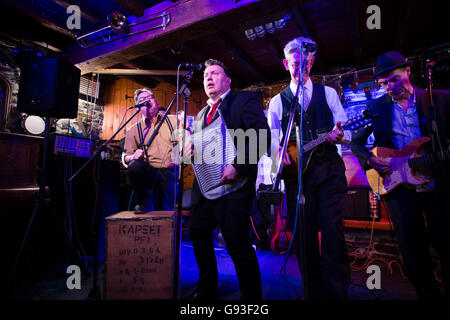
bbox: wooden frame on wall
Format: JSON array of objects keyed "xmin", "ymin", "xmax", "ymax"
[{"xmin": 0, "ymin": 73, "xmax": 11, "ymax": 132}]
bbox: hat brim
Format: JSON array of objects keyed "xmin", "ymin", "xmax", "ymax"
[{"xmin": 372, "ymin": 61, "xmax": 409, "ymax": 79}]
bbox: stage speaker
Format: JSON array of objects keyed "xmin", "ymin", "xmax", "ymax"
[
  {"xmin": 342, "ymin": 187, "xmax": 373, "ymax": 221},
  {"xmin": 17, "ymin": 55, "xmax": 81, "ymax": 118}
]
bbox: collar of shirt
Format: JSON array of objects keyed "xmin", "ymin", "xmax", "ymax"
[
  {"xmin": 206, "ymin": 88, "xmax": 231, "ymax": 107},
  {"xmin": 391, "ymin": 88, "xmax": 416, "ymax": 106},
  {"xmin": 289, "ymin": 78, "xmax": 312, "ymax": 110},
  {"xmin": 142, "ymin": 114, "xmax": 162, "ymax": 127}
]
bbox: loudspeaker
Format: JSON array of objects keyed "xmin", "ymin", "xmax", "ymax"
[
  {"xmin": 17, "ymin": 55, "xmax": 81, "ymax": 118},
  {"xmin": 342, "ymin": 187, "xmax": 372, "ymax": 221}
]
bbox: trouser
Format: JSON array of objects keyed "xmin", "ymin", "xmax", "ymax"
[
  {"xmin": 384, "ymin": 186, "xmax": 450, "ymax": 299},
  {"xmin": 189, "ymin": 191, "xmax": 262, "ymax": 300},
  {"xmin": 127, "ymin": 159, "xmax": 178, "ymax": 210},
  {"xmin": 285, "ymin": 151, "xmax": 349, "ymax": 300}
]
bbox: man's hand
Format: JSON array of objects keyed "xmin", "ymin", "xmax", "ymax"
[
  {"xmin": 132, "ymin": 149, "xmax": 146, "ymax": 161},
  {"xmin": 183, "ymin": 141, "xmax": 194, "ymax": 158},
  {"xmin": 124, "ymin": 149, "xmax": 146, "ymax": 164},
  {"xmin": 220, "ymin": 164, "xmax": 238, "ymax": 184},
  {"xmin": 278, "ymin": 147, "xmax": 293, "ymax": 166},
  {"xmin": 368, "ymin": 156, "xmax": 391, "ymax": 175},
  {"xmin": 327, "ymin": 121, "xmax": 344, "ymax": 144}
]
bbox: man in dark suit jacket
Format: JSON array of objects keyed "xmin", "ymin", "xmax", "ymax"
[
  {"xmin": 351, "ymin": 51, "xmax": 450, "ymax": 299},
  {"xmin": 188, "ymin": 59, "xmax": 270, "ymax": 300}
]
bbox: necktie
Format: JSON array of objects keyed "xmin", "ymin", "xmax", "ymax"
[{"xmin": 206, "ymin": 98, "xmax": 222, "ymax": 125}]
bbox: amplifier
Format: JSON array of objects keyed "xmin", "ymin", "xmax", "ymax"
[
  {"xmin": 342, "ymin": 187, "xmax": 380, "ymax": 221},
  {"xmin": 52, "ymin": 133, "xmax": 92, "ymax": 158}
]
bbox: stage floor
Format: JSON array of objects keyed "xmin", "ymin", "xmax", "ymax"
[{"xmin": 7, "ymin": 236, "xmax": 419, "ymax": 301}]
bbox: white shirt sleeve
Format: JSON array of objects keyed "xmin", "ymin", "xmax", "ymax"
[
  {"xmin": 255, "ymin": 94, "xmax": 283, "ymax": 189},
  {"xmin": 324, "ymin": 86, "xmax": 351, "ymax": 144},
  {"xmin": 267, "ymin": 94, "xmax": 284, "ymax": 175}
]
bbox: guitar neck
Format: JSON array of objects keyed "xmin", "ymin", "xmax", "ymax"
[
  {"xmin": 408, "ymin": 150, "xmax": 450, "ymax": 168},
  {"xmin": 302, "ymin": 114, "xmax": 372, "ymax": 153},
  {"xmin": 304, "ymin": 134, "xmax": 328, "ymax": 152}
]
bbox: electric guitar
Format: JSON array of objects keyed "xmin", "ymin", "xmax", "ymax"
[
  {"xmin": 282, "ymin": 112, "xmax": 374, "ymax": 179},
  {"xmin": 366, "ymin": 136, "xmax": 450, "ymax": 195},
  {"xmin": 268, "ymin": 202, "xmax": 292, "ymax": 255}
]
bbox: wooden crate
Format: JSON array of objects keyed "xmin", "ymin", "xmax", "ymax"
[{"xmin": 105, "ymin": 211, "xmax": 176, "ymax": 300}]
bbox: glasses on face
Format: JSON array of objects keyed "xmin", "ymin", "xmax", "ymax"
[
  {"xmin": 138, "ymin": 95, "xmax": 154, "ymax": 103},
  {"xmin": 302, "ymin": 43, "xmax": 317, "ymax": 54},
  {"xmin": 288, "ymin": 58, "xmax": 313, "ymax": 70}
]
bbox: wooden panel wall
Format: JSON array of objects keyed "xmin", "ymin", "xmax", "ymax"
[{"xmin": 101, "ymin": 77, "xmax": 208, "ymax": 141}]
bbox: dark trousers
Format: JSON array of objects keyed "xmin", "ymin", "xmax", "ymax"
[
  {"xmin": 384, "ymin": 186, "xmax": 450, "ymax": 299},
  {"xmin": 189, "ymin": 190, "xmax": 262, "ymax": 300},
  {"xmin": 127, "ymin": 159, "xmax": 178, "ymax": 210},
  {"xmin": 285, "ymin": 151, "xmax": 349, "ymax": 300}
]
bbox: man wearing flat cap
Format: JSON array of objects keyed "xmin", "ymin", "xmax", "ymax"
[{"xmin": 351, "ymin": 51, "xmax": 450, "ymax": 299}]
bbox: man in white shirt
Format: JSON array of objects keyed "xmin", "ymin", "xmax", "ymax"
[{"xmin": 266, "ymin": 36, "xmax": 350, "ymax": 300}]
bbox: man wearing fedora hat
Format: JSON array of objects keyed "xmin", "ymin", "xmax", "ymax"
[{"xmin": 351, "ymin": 51, "xmax": 450, "ymax": 299}]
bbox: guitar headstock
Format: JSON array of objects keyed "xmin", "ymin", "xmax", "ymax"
[{"xmin": 343, "ymin": 110, "xmax": 377, "ymax": 131}]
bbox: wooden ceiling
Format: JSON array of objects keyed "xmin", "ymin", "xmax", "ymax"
[{"xmin": 1, "ymin": 0, "xmax": 449, "ymax": 90}]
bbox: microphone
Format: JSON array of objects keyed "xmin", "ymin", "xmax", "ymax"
[
  {"xmin": 128, "ymin": 101, "xmax": 150, "ymax": 109},
  {"xmin": 181, "ymin": 62, "xmax": 204, "ymax": 70},
  {"xmin": 302, "ymin": 42, "xmax": 317, "ymax": 53}
]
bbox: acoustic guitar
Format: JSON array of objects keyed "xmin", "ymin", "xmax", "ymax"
[
  {"xmin": 282, "ymin": 112, "xmax": 374, "ymax": 180},
  {"xmin": 366, "ymin": 136, "xmax": 450, "ymax": 195}
]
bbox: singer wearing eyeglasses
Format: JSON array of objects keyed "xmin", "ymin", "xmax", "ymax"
[
  {"xmin": 263, "ymin": 36, "xmax": 351, "ymax": 299},
  {"xmin": 123, "ymin": 88, "xmax": 178, "ymax": 212}
]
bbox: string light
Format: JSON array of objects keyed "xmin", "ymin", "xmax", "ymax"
[{"xmin": 244, "ymin": 14, "xmax": 291, "ymax": 40}]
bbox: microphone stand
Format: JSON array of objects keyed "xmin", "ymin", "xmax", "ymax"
[
  {"xmin": 260, "ymin": 43, "xmax": 311, "ymax": 300},
  {"xmin": 68, "ymin": 106, "xmax": 142, "ymax": 300},
  {"xmin": 173, "ymin": 93, "xmax": 189, "ymax": 299},
  {"xmin": 144, "ymin": 70, "xmax": 193, "ymax": 150},
  {"xmin": 171, "ymin": 69, "xmax": 193, "ymax": 299},
  {"xmin": 69, "ymin": 107, "xmax": 143, "ymax": 184},
  {"xmin": 425, "ymin": 60, "xmax": 447, "ymax": 191},
  {"xmin": 133, "ymin": 68, "xmax": 193, "ymax": 299}
]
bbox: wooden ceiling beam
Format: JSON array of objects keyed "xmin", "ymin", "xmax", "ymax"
[
  {"xmin": 289, "ymin": 6, "xmax": 326, "ymax": 68},
  {"xmin": 216, "ymin": 33, "xmax": 267, "ymax": 84},
  {"xmin": 2, "ymin": 0, "xmax": 75, "ymax": 39},
  {"xmin": 112, "ymin": 0, "xmax": 147, "ymax": 18},
  {"xmin": 92, "ymin": 68, "xmax": 187, "ymax": 76},
  {"xmin": 180, "ymin": 42, "xmax": 210, "ymax": 64},
  {"xmin": 395, "ymin": 0, "xmax": 411, "ymax": 52},
  {"xmin": 63, "ymin": 0, "xmax": 303, "ymax": 74},
  {"xmin": 289, "ymin": 7, "xmax": 312, "ymax": 38},
  {"xmin": 144, "ymin": 53, "xmax": 206, "ymax": 89},
  {"xmin": 262, "ymin": 34, "xmax": 285, "ymax": 69},
  {"xmin": 345, "ymin": 0, "xmax": 363, "ymax": 67},
  {"xmin": 52, "ymin": 0, "xmax": 103, "ymax": 25},
  {"xmin": 181, "ymin": 42, "xmax": 250, "ymax": 88},
  {"xmin": 0, "ymin": 3, "xmax": 73, "ymax": 51},
  {"xmin": 147, "ymin": 52, "xmax": 181, "ymax": 69},
  {"xmin": 121, "ymin": 59, "xmax": 177, "ymax": 88}
]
